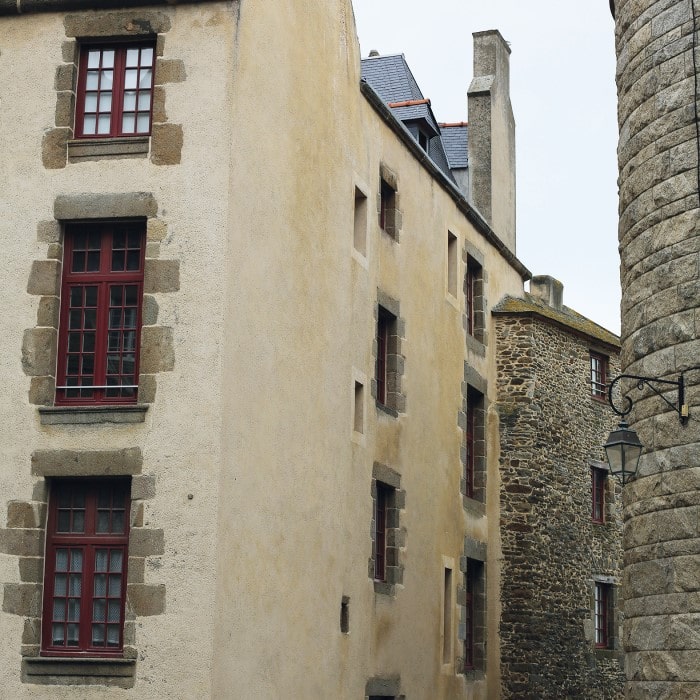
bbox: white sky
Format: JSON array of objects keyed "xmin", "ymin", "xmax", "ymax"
[{"xmin": 352, "ymin": 1, "xmax": 621, "ymax": 335}]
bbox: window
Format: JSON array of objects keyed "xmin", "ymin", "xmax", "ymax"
[
  {"xmin": 75, "ymin": 43, "xmax": 155, "ymax": 138},
  {"xmin": 56, "ymin": 222, "xmax": 145, "ymax": 405},
  {"xmin": 379, "ymin": 178, "xmax": 397, "ymax": 237},
  {"xmin": 353, "ymin": 381, "xmax": 364, "ymax": 434},
  {"xmin": 370, "ymin": 464, "xmax": 403, "ymax": 593},
  {"xmin": 590, "ymin": 352, "xmax": 608, "ymax": 399},
  {"xmin": 464, "ymin": 559, "xmax": 484, "ymax": 672},
  {"xmin": 376, "ymin": 307, "xmax": 395, "ymax": 408},
  {"xmin": 464, "ymin": 387, "xmax": 485, "ymax": 501},
  {"xmin": 443, "ymin": 567, "xmax": 453, "ymax": 664},
  {"xmin": 353, "ymin": 187, "xmax": 368, "ymax": 255},
  {"xmin": 465, "ymin": 255, "xmax": 484, "ymax": 341},
  {"xmin": 592, "ymin": 467, "xmax": 606, "ymax": 523},
  {"xmin": 42, "ymin": 480, "xmax": 130, "ymax": 656},
  {"xmin": 447, "ymin": 231, "xmax": 458, "ymax": 297},
  {"xmin": 594, "ymin": 582, "xmax": 611, "ymax": 648},
  {"xmin": 374, "ymin": 482, "xmax": 391, "ymax": 581}
]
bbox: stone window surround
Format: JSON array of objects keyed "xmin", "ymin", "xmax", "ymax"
[
  {"xmin": 464, "ymin": 241, "xmax": 487, "ymax": 354},
  {"xmin": 458, "ymin": 538, "xmax": 487, "ymax": 679},
  {"xmin": 377, "ymin": 163, "xmax": 402, "ymax": 241},
  {"xmin": 0, "ymin": 448, "xmax": 165, "ymax": 689},
  {"xmin": 369, "ymin": 462, "xmax": 405, "ymax": 596},
  {"xmin": 589, "ymin": 459, "xmax": 615, "ymax": 525},
  {"xmin": 365, "ymin": 675, "xmax": 403, "ymax": 699},
  {"xmin": 23, "ymin": 192, "xmax": 178, "ymax": 425},
  {"xmin": 42, "ymin": 9, "xmax": 185, "ymax": 170},
  {"xmin": 460, "ymin": 365, "xmax": 487, "ymax": 511},
  {"xmin": 590, "ymin": 575, "xmax": 621, "ymax": 658},
  {"xmin": 372, "ymin": 290, "xmax": 406, "ymax": 417}
]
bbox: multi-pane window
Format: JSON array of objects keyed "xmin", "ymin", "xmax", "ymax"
[
  {"xmin": 465, "ymin": 257, "xmax": 483, "ymax": 339},
  {"xmin": 42, "ymin": 480, "xmax": 130, "ymax": 656},
  {"xmin": 592, "ymin": 468, "xmax": 606, "ymax": 523},
  {"xmin": 465, "ymin": 399, "xmax": 475, "ymax": 498},
  {"xmin": 590, "ymin": 352, "xmax": 608, "ymax": 399},
  {"xmin": 594, "ymin": 582, "xmax": 611, "ymax": 648},
  {"xmin": 464, "ymin": 387, "xmax": 484, "ymax": 501},
  {"xmin": 374, "ymin": 482, "xmax": 391, "ymax": 581},
  {"xmin": 75, "ymin": 43, "xmax": 155, "ymax": 138},
  {"xmin": 376, "ymin": 307, "xmax": 397, "ymax": 408},
  {"xmin": 56, "ymin": 222, "xmax": 145, "ymax": 405}
]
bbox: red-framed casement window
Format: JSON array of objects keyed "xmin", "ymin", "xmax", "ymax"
[
  {"xmin": 594, "ymin": 582, "xmax": 611, "ymax": 648},
  {"xmin": 590, "ymin": 351, "xmax": 608, "ymax": 400},
  {"xmin": 465, "ymin": 399, "xmax": 475, "ymax": 498},
  {"xmin": 592, "ymin": 467, "xmax": 606, "ymax": 523},
  {"xmin": 56, "ymin": 222, "xmax": 145, "ymax": 405},
  {"xmin": 42, "ymin": 479, "xmax": 130, "ymax": 657},
  {"xmin": 464, "ymin": 566, "xmax": 475, "ymax": 670},
  {"xmin": 376, "ymin": 307, "xmax": 393, "ymax": 406},
  {"xmin": 75, "ymin": 42, "xmax": 155, "ymax": 138},
  {"xmin": 374, "ymin": 482, "xmax": 390, "ymax": 581}
]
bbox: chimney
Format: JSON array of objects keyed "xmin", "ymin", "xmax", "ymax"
[
  {"xmin": 467, "ymin": 30, "xmax": 516, "ymax": 253},
  {"xmin": 530, "ymin": 275, "xmax": 563, "ymax": 311}
]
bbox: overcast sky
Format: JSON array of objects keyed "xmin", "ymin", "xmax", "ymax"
[{"xmin": 352, "ymin": 1, "xmax": 621, "ymax": 334}]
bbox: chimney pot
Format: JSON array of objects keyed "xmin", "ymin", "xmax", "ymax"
[{"xmin": 530, "ymin": 275, "xmax": 563, "ymax": 310}]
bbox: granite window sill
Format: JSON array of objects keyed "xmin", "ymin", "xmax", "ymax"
[
  {"xmin": 22, "ymin": 657, "xmax": 135, "ymax": 688},
  {"xmin": 376, "ymin": 401, "xmax": 399, "ymax": 418},
  {"xmin": 39, "ymin": 405, "xmax": 148, "ymax": 425},
  {"xmin": 68, "ymin": 136, "xmax": 149, "ymax": 162},
  {"xmin": 463, "ymin": 496, "xmax": 486, "ymax": 518}
]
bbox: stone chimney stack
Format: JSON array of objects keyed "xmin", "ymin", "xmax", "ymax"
[
  {"xmin": 530, "ymin": 275, "xmax": 563, "ymax": 311},
  {"xmin": 467, "ymin": 30, "xmax": 516, "ymax": 253}
]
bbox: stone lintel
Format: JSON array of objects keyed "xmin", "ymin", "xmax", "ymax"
[
  {"xmin": 31, "ymin": 448, "xmax": 142, "ymax": 476},
  {"xmin": 54, "ymin": 192, "xmax": 156, "ymax": 221}
]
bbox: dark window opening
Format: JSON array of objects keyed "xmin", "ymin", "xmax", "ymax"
[
  {"xmin": 590, "ymin": 351, "xmax": 608, "ymax": 400},
  {"xmin": 592, "ymin": 468, "xmax": 606, "ymax": 523}
]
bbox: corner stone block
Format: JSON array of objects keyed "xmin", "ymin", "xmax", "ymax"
[
  {"xmin": 21, "ymin": 328, "xmax": 57, "ymax": 376},
  {"xmin": 128, "ymin": 528, "xmax": 165, "ymax": 557},
  {"xmin": 41, "ymin": 128, "xmax": 69, "ymax": 169},
  {"xmin": 26, "ymin": 260, "xmax": 60, "ymax": 296},
  {"xmin": 19, "ymin": 557, "xmax": 44, "ymax": 584},
  {"xmin": 139, "ymin": 327, "xmax": 175, "ymax": 373},
  {"xmin": 37, "ymin": 296, "xmax": 60, "ymax": 328},
  {"xmin": 150, "ymin": 123, "xmax": 183, "ymax": 166},
  {"xmin": 146, "ymin": 218, "xmax": 167, "ymax": 242},
  {"xmin": 154, "ymin": 58, "xmax": 186, "ymax": 84},
  {"xmin": 144, "ymin": 259, "xmax": 180, "ymax": 294},
  {"xmin": 126, "ymin": 583, "xmax": 166, "ymax": 616},
  {"xmin": 7, "ymin": 501, "xmax": 45, "ymax": 529},
  {"xmin": 36, "ymin": 220, "xmax": 61, "ymax": 244},
  {"xmin": 0, "ymin": 528, "xmax": 45, "ymax": 557},
  {"xmin": 28, "ymin": 376, "xmax": 55, "ymax": 406},
  {"xmin": 2, "ymin": 583, "xmax": 43, "ymax": 617},
  {"xmin": 31, "ymin": 447, "xmax": 143, "ymax": 477}
]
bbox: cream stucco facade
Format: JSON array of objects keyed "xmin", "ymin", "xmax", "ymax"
[{"xmin": 0, "ymin": 1, "xmax": 530, "ymax": 698}]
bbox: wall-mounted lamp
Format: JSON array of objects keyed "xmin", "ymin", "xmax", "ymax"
[{"xmin": 603, "ymin": 373, "xmax": 688, "ymax": 484}]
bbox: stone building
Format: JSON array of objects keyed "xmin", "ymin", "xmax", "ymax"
[
  {"xmin": 610, "ymin": 1, "xmax": 700, "ymax": 697},
  {"xmin": 0, "ymin": 1, "xmax": 532, "ymax": 697},
  {"xmin": 494, "ymin": 276, "xmax": 624, "ymax": 699}
]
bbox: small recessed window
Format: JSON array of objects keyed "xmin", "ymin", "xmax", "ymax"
[
  {"xmin": 76, "ymin": 43, "xmax": 155, "ymax": 139},
  {"xmin": 592, "ymin": 467, "xmax": 606, "ymax": 523},
  {"xmin": 353, "ymin": 187, "xmax": 368, "ymax": 255},
  {"xmin": 380, "ymin": 178, "xmax": 397, "ymax": 237},
  {"xmin": 353, "ymin": 381, "xmax": 364, "ymax": 434},
  {"xmin": 594, "ymin": 582, "xmax": 612, "ymax": 648},
  {"xmin": 447, "ymin": 232, "xmax": 458, "ymax": 297},
  {"xmin": 590, "ymin": 352, "xmax": 608, "ymax": 400}
]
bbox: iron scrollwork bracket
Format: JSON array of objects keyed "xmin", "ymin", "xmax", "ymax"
[{"xmin": 607, "ymin": 373, "xmax": 688, "ymax": 424}]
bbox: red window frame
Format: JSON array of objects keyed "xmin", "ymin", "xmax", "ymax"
[
  {"xmin": 590, "ymin": 352, "xmax": 608, "ymax": 400},
  {"xmin": 75, "ymin": 42, "xmax": 155, "ymax": 139},
  {"xmin": 56, "ymin": 222, "xmax": 145, "ymax": 405},
  {"xmin": 374, "ymin": 483, "xmax": 390, "ymax": 581},
  {"xmin": 592, "ymin": 468, "xmax": 606, "ymax": 523},
  {"xmin": 465, "ymin": 400, "xmax": 475, "ymax": 498},
  {"xmin": 376, "ymin": 309, "xmax": 391, "ymax": 406},
  {"xmin": 464, "ymin": 567, "xmax": 475, "ymax": 670},
  {"xmin": 466, "ymin": 262, "xmax": 476, "ymax": 336},
  {"xmin": 41, "ymin": 479, "xmax": 130, "ymax": 657},
  {"xmin": 594, "ymin": 582, "xmax": 611, "ymax": 648},
  {"xmin": 379, "ymin": 179, "xmax": 394, "ymax": 231}
]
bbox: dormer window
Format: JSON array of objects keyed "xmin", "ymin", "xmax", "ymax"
[{"xmin": 417, "ymin": 130, "xmax": 429, "ymax": 151}]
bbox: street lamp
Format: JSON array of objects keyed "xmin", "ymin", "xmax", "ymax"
[{"xmin": 603, "ymin": 373, "xmax": 688, "ymax": 485}]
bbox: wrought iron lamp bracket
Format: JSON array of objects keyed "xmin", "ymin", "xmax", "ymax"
[{"xmin": 607, "ymin": 373, "xmax": 688, "ymax": 424}]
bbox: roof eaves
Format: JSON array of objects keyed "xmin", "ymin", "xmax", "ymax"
[{"xmin": 360, "ymin": 79, "xmax": 531, "ymax": 281}]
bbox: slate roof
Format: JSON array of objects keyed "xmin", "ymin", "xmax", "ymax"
[
  {"xmin": 361, "ymin": 53, "xmax": 459, "ymax": 182},
  {"xmin": 440, "ymin": 124, "xmax": 469, "ymax": 169},
  {"xmin": 492, "ymin": 293, "xmax": 620, "ymax": 348}
]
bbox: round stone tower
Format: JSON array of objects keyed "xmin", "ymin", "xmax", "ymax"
[{"xmin": 612, "ymin": 0, "xmax": 700, "ymax": 698}]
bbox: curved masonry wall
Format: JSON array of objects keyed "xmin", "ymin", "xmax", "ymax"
[{"xmin": 615, "ymin": 1, "xmax": 700, "ymax": 698}]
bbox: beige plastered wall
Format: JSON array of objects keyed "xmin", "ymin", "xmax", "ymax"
[
  {"xmin": 0, "ymin": 3, "xmax": 234, "ymax": 697},
  {"xmin": 216, "ymin": 1, "xmax": 525, "ymax": 698},
  {"xmin": 0, "ymin": 0, "xmax": 527, "ymax": 697}
]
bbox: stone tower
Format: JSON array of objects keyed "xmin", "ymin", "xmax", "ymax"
[{"xmin": 612, "ymin": 1, "xmax": 700, "ymax": 698}]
